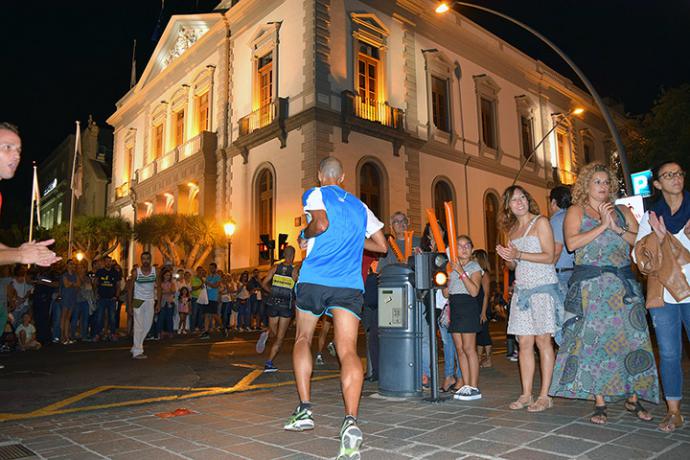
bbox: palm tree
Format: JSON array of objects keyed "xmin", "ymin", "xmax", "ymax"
[{"xmin": 52, "ymin": 216, "xmax": 131, "ymax": 265}]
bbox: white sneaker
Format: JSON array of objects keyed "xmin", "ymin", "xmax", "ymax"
[
  {"xmin": 453, "ymin": 385, "xmax": 472, "ymax": 401},
  {"xmin": 256, "ymin": 331, "xmax": 269, "ymax": 354}
]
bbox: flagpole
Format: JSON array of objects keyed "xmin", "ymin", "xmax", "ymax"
[
  {"xmin": 29, "ymin": 162, "xmax": 36, "ymax": 243},
  {"xmin": 67, "ymin": 121, "xmax": 80, "ymax": 260}
]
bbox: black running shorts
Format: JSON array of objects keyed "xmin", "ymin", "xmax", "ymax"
[{"xmin": 295, "ymin": 282, "xmax": 363, "ymax": 319}]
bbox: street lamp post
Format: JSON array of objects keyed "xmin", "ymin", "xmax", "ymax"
[
  {"xmin": 435, "ymin": 1, "xmax": 633, "ymax": 194},
  {"xmin": 223, "ymin": 220, "xmax": 236, "ymax": 273}
]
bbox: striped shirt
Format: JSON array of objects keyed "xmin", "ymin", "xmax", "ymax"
[{"xmin": 133, "ymin": 267, "xmax": 156, "ymax": 300}]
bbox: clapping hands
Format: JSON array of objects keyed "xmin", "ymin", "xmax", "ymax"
[{"xmin": 496, "ymin": 242, "xmax": 519, "ymax": 262}]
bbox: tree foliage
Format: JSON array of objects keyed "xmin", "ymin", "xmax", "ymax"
[
  {"xmin": 51, "ymin": 216, "xmax": 131, "ymax": 264},
  {"xmin": 624, "ymin": 84, "xmax": 690, "ymax": 175},
  {"xmin": 134, "ymin": 214, "xmax": 221, "ymax": 269}
]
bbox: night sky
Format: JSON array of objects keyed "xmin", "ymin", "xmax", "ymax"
[{"xmin": 2, "ymin": 0, "xmax": 689, "ymax": 229}]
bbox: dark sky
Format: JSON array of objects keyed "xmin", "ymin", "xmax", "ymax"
[{"xmin": 2, "ymin": 0, "xmax": 689, "ymax": 228}]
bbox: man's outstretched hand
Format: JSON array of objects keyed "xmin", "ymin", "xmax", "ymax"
[{"xmin": 19, "ymin": 239, "xmax": 61, "ymax": 266}]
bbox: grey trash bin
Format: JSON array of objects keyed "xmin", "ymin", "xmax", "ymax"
[{"xmin": 377, "ymin": 263, "xmax": 423, "ymax": 397}]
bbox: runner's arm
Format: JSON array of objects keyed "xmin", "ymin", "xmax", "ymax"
[
  {"xmin": 364, "ymin": 229, "xmax": 387, "ymax": 253},
  {"xmin": 261, "ymin": 265, "xmax": 277, "ymax": 292}
]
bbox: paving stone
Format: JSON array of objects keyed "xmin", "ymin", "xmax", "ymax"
[
  {"xmin": 421, "ymin": 449, "xmax": 465, "ymax": 459},
  {"xmin": 577, "ymin": 444, "xmax": 650, "ymax": 460},
  {"xmin": 149, "ymin": 436, "xmax": 206, "ymax": 452},
  {"xmin": 518, "ymin": 422, "xmax": 562, "ymax": 433},
  {"xmin": 108, "ymin": 447, "xmax": 187, "ymax": 459},
  {"xmin": 454, "ymin": 438, "xmax": 515, "ymax": 456},
  {"xmin": 80, "ymin": 438, "xmax": 151, "ymax": 456},
  {"xmin": 526, "ymin": 434, "xmax": 598, "ymax": 456},
  {"xmin": 500, "ymin": 448, "xmax": 570, "ymax": 460},
  {"xmin": 358, "ymin": 447, "xmax": 413, "ymax": 459},
  {"xmin": 364, "ymin": 434, "xmax": 414, "ymax": 451},
  {"xmin": 611, "ymin": 432, "xmax": 679, "ymax": 452},
  {"xmin": 63, "ymin": 430, "xmax": 127, "ymax": 445},
  {"xmin": 284, "ymin": 437, "xmax": 341, "ymax": 458},
  {"xmin": 376, "ymin": 426, "xmax": 427, "ymax": 440},
  {"xmin": 224, "ymin": 440, "xmax": 297, "ymax": 459},
  {"xmin": 554, "ymin": 422, "xmax": 627, "ymax": 443},
  {"xmin": 40, "ymin": 445, "xmax": 98, "ymax": 459},
  {"xmin": 409, "ymin": 427, "xmax": 471, "ymax": 448},
  {"xmin": 475, "ymin": 427, "xmax": 544, "ymax": 444},
  {"xmin": 398, "ymin": 442, "xmax": 442, "ymax": 457},
  {"xmin": 656, "ymin": 443, "xmax": 690, "ymax": 460},
  {"xmin": 184, "ymin": 447, "xmax": 246, "ymax": 459},
  {"xmin": 278, "ymin": 454, "xmax": 324, "ymax": 460}
]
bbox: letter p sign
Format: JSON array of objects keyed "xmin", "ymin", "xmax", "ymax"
[{"xmin": 631, "ymin": 170, "xmax": 653, "ymax": 197}]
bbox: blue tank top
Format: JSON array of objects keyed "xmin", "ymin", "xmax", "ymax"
[{"xmin": 298, "ymin": 186, "xmax": 368, "ymax": 291}]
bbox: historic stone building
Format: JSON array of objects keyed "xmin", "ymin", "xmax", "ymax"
[
  {"xmin": 108, "ymin": 0, "xmax": 612, "ymax": 273},
  {"xmin": 39, "ymin": 118, "xmax": 112, "ymax": 230}
]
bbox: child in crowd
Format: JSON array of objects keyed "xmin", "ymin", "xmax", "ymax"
[
  {"xmin": 178, "ymin": 287, "xmax": 191, "ymax": 335},
  {"xmin": 16, "ymin": 312, "xmax": 41, "ymax": 351}
]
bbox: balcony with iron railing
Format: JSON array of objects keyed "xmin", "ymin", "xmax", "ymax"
[
  {"xmin": 341, "ymin": 90, "xmax": 406, "ymax": 156},
  {"xmin": 234, "ymin": 98, "xmax": 289, "ymax": 162},
  {"xmin": 135, "ymin": 131, "xmax": 216, "ymax": 185},
  {"xmin": 115, "ymin": 182, "xmax": 130, "ymax": 200}
]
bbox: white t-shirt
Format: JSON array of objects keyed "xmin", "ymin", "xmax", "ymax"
[
  {"xmin": 634, "ymin": 211, "xmax": 690, "ymax": 304},
  {"xmin": 16, "ymin": 323, "xmax": 36, "ymax": 342}
]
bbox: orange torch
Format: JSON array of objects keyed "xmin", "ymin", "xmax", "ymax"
[
  {"xmin": 444, "ymin": 201, "xmax": 458, "ymax": 264},
  {"xmin": 387, "ymin": 236, "xmax": 405, "ymax": 263},
  {"xmin": 425, "ymin": 209, "xmax": 447, "ymax": 253},
  {"xmin": 404, "ymin": 230, "xmax": 414, "ymax": 260}
]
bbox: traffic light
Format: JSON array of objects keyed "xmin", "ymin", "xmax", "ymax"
[
  {"xmin": 413, "ymin": 252, "xmax": 449, "ymax": 290},
  {"xmin": 278, "ymin": 233, "xmax": 288, "ymax": 259},
  {"xmin": 259, "ymin": 234, "xmax": 272, "ymax": 260}
]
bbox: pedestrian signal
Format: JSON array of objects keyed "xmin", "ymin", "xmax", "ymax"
[{"xmin": 278, "ymin": 233, "xmax": 288, "ymax": 259}]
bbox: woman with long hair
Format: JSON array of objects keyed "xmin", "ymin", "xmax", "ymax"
[
  {"xmin": 496, "ymin": 185, "xmax": 558, "ymax": 412},
  {"xmin": 448, "ymin": 235, "xmax": 483, "ymax": 401},
  {"xmin": 550, "ymin": 162, "xmax": 659, "ymax": 425},
  {"xmin": 473, "ymin": 249, "xmax": 493, "ymax": 368}
]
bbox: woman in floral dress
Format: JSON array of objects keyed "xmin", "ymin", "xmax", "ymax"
[{"xmin": 549, "ymin": 162, "xmax": 659, "ymax": 425}]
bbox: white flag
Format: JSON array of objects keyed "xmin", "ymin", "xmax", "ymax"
[
  {"xmin": 32, "ymin": 165, "xmax": 41, "ymax": 227},
  {"xmin": 71, "ymin": 121, "xmax": 83, "ymax": 199}
]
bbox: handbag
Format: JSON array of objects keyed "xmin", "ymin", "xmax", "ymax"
[
  {"xmin": 438, "ymin": 300, "xmax": 450, "ymax": 329},
  {"xmin": 197, "ymin": 285, "xmax": 209, "ymax": 305}
]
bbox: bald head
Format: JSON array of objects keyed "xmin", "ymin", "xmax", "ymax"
[
  {"xmin": 284, "ymin": 245, "xmax": 296, "ymax": 263},
  {"xmin": 318, "ymin": 156, "xmax": 344, "ymax": 185}
]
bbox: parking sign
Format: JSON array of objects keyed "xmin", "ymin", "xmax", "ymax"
[{"xmin": 631, "ymin": 170, "xmax": 653, "ymax": 197}]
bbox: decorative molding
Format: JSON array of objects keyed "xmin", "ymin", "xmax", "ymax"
[{"xmin": 162, "ymin": 26, "xmax": 205, "ymax": 68}]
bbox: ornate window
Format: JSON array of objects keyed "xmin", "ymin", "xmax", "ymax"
[
  {"xmin": 256, "ymin": 167, "xmax": 274, "ymax": 244},
  {"xmin": 173, "ymin": 110, "xmax": 185, "ymax": 147},
  {"xmin": 359, "ymin": 162, "xmax": 383, "ymax": 219},
  {"xmin": 150, "ymin": 103, "xmax": 167, "ymax": 162},
  {"xmin": 257, "ymin": 52, "xmax": 274, "ymax": 125},
  {"xmin": 424, "ymin": 52, "xmax": 453, "ymax": 142},
  {"xmin": 433, "ymin": 178, "xmax": 455, "ymax": 231},
  {"xmin": 351, "ymin": 13, "xmax": 389, "ymax": 123},
  {"xmin": 193, "ymin": 69, "xmax": 213, "ymax": 135},
  {"xmin": 580, "ymin": 129, "xmax": 595, "ymax": 164},
  {"xmin": 474, "ymin": 75, "xmax": 501, "ymax": 156},
  {"xmin": 484, "ymin": 191, "xmax": 500, "ymax": 277},
  {"xmin": 515, "ymin": 95, "xmax": 536, "ymax": 161},
  {"xmin": 431, "ymin": 76, "xmax": 450, "ymax": 133}
]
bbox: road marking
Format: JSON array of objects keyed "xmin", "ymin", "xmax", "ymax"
[{"xmin": 0, "ymin": 368, "xmax": 340, "ymax": 422}]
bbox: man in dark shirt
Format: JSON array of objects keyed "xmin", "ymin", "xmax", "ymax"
[
  {"xmin": 247, "ymin": 269, "xmax": 264, "ymax": 330},
  {"xmin": 31, "ymin": 266, "xmax": 58, "ymax": 344},
  {"xmin": 95, "ymin": 256, "xmax": 121, "ymax": 341}
]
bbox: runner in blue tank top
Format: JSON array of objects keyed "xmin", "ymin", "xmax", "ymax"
[{"xmin": 284, "ymin": 157, "xmax": 387, "ymax": 460}]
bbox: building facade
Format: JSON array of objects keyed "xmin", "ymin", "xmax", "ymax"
[
  {"xmin": 39, "ymin": 118, "xmax": 112, "ymax": 230},
  {"xmin": 108, "ymin": 0, "xmax": 613, "ymax": 273}
]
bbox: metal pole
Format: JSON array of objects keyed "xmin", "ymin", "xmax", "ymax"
[
  {"xmin": 227, "ymin": 239, "xmax": 232, "ymax": 273},
  {"xmin": 513, "ymin": 113, "xmax": 571, "ymax": 185},
  {"xmin": 449, "ymin": 1, "xmax": 633, "ymax": 194},
  {"xmin": 68, "ymin": 121, "xmax": 80, "ymax": 259},
  {"xmin": 425, "ymin": 289, "xmax": 441, "ymax": 402}
]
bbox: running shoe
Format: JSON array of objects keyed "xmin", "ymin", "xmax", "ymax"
[
  {"xmin": 264, "ymin": 361, "xmax": 278, "ymax": 373},
  {"xmin": 454, "ymin": 385, "xmax": 482, "ymax": 401},
  {"xmin": 337, "ymin": 416, "xmax": 363, "ymax": 460},
  {"xmin": 327, "ymin": 341, "xmax": 337, "ymax": 357},
  {"xmin": 256, "ymin": 330, "xmax": 269, "ymax": 354},
  {"xmin": 132, "ymin": 354, "xmax": 148, "ymax": 360},
  {"xmin": 284, "ymin": 405, "xmax": 314, "ymax": 431},
  {"xmin": 508, "ymin": 352, "xmax": 518, "ymax": 362},
  {"xmin": 200, "ymin": 331, "xmax": 210, "ymax": 340},
  {"xmin": 315, "ymin": 353, "xmax": 325, "ymax": 366}
]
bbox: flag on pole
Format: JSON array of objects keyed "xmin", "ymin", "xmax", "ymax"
[
  {"xmin": 71, "ymin": 121, "xmax": 83, "ymax": 199},
  {"xmin": 130, "ymin": 39, "xmax": 137, "ymax": 88},
  {"xmin": 32, "ymin": 165, "xmax": 41, "ymax": 227}
]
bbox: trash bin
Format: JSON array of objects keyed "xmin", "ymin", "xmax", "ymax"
[{"xmin": 377, "ymin": 263, "xmax": 423, "ymax": 397}]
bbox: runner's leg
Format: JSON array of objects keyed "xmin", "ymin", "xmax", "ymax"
[
  {"xmin": 331, "ymin": 309, "xmax": 363, "ymax": 417},
  {"xmin": 268, "ymin": 316, "xmax": 291, "ymax": 362},
  {"xmin": 293, "ymin": 310, "xmax": 320, "ymax": 403}
]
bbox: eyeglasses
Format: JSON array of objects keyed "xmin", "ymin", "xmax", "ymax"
[
  {"xmin": 658, "ymin": 170, "xmax": 686, "ymax": 181},
  {"xmin": 458, "ymin": 243, "xmax": 472, "ymax": 249}
]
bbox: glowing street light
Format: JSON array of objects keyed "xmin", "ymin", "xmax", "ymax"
[
  {"xmin": 75, "ymin": 252, "xmax": 84, "ymax": 262},
  {"xmin": 224, "ymin": 219, "xmax": 237, "ymax": 272},
  {"xmin": 435, "ymin": 1, "xmax": 632, "ymax": 193}
]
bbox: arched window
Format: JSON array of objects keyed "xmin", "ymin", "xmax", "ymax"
[
  {"xmin": 359, "ymin": 162, "xmax": 382, "ymax": 218},
  {"xmin": 484, "ymin": 191, "xmax": 500, "ymax": 278},
  {"xmin": 433, "ymin": 179, "xmax": 454, "ymax": 231},
  {"xmin": 256, "ymin": 168, "xmax": 274, "ymax": 242}
]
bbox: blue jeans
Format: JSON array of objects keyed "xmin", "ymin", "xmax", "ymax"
[
  {"xmin": 158, "ymin": 303, "xmax": 175, "ymax": 334},
  {"xmin": 96, "ymin": 298, "xmax": 118, "ymax": 336},
  {"xmin": 238, "ymin": 299, "xmax": 250, "ymax": 329},
  {"xmin": 556, "ymin": 270, "xmax": 572, "ymax": 295},
  {"xmin": 190, "ymin": 299, "xmax": 202, "ymax": 330},
  {"xmin": 440, "ymin": 324, "xmax": 460, "ymax": 379},
  {"xmin": 649, "ymin": 301, "xmax": 690, "ymax": 400},
  {"xmin": 221, "ymin": 302, "xmax": 232, "ymax": 328},
  {"xmin": 51, "ymin": 299, "xmax": 62, "ymax": 340},
  {"xmin": 71, "ymin": 301, "xmax": 90, "ymax": 339}
]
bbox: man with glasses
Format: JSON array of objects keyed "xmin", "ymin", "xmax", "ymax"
[
  {"xmin": 378, "ymin": 212, "xmax": 421, "ymax": 271},
  {"xmin": 0, "ymin": 122, "xmax": 60, "ymax": 267}
]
